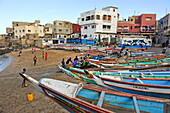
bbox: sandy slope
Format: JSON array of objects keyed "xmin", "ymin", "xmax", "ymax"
[{"xmin": 0, "ymin": 49, "xmax": 82, "ymax": 113}]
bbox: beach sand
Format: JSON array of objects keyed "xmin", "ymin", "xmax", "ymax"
[
  {"xmin": 0, "ymin": 49, "xmax": 82, "ymax": 113},
  {"xmin": 0, "ymin": 47, "xmax": 169, "ymax": 113}
]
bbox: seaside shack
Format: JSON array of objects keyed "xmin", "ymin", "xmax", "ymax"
[{"xmin": 118, "ymin": 35, "xmax": 152, "ymax": 48}]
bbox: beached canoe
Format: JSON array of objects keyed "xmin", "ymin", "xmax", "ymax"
[
  {"xmin": 64, "ymin": 66, "xmax": 170, "ymax": 79},
  {"xmin": 103, "ymin": 69, "xmax": 170, "ymax": 76},
  {"xmin": 59, "ymin": 66, "xmax": 170, "ymax": 98},
  {"xmin": 19, "ymin": 72, "xmax": 170, "ymax": 113},
  {"xmin": 85, "ymin": 71, "xmax": 170, "ymax": 99}
]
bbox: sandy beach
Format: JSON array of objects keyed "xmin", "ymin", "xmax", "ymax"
[
  {"xmin": 0, "ymin": 47, "xmax": 169, "ymax": 113},
  {"xmin": 0, "ymin": 49, "xmax": 82, "ymax": 113}
]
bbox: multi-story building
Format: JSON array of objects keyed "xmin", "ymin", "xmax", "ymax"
[
  {"xmin": 158, "ymin": 13, "xmax": 170, "ymax": 44},
  {"xmin": 13, "ymin": 20, "xmax": 44, "ymax": 39},
  {"xmin": 117, "ymin": 14, "xmax": 156, "ymax": 37},
  {"xmin": 70, "ymin": 24, "xmax": 81, "ymax": 38},
  {"xmin": 78, "ymin": 6, "xmax": 118, "ymax": 43},
  {"xmin": 14, "ymin": 24, "xmax": 44, "ymax": 39},
  {"xmin": 53, "ymin": 20, "xmax": 72, "ymax": 38},
  {"xmin": 44, "ymin": 23, "xmax": 53, "ymax": 38},
  {"xmin": 6, "ymin": 27, "xmax": 13, "ymax": 38}
]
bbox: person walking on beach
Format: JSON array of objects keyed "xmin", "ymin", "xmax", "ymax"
[
  {"xmin": 33, "ymin": 55, "xmax": 37, "ymax": 66},
  {"xmin": 45, "ymin": 52, "xmax": 47, "ymax": 61},
  {"xmin": 18, "ymin": 50, "xmax": 22, "ymax": 57},
  {"xmin": 21, "ymin": 68, "xmax": 26, "ymax": 88},
  {"xmin": 61, "ymin": 58, "xmax": 65, "ymax": 68},
  {"xmin": 32, "ymin": 48, "xmax": 34, "ymax": 54},
  {"xmin": 66, "ymin": 57, "xmax": 73, "ymax": 64},
  {"xmin": 42, "ymin": 51, "xmax": 44, "ymax": 58}
]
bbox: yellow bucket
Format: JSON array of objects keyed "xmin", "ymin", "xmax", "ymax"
[
  {"xmin": 25, "ymin": 84, "xmax": 28, "ymax": 87},
  {"xmin": 28, "ymin": 93, "xmax": 33, "ymax": 101}
]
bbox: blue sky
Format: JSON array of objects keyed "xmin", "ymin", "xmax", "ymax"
[{"xmin": 0, "ymin": 0, "xmax": 169, "ymax": 34}]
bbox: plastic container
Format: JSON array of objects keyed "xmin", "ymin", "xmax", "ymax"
[{"xmin": 28, "ymin": 93, "xmax": 33, "ymax": 101}]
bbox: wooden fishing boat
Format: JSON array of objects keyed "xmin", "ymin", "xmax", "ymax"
[
  {"xmin": 88, "ymin": 58, "xmax": 170, "ymax": 70},
  {"xmin": 59, "ymin": 66, "xmax": 170, "ymax": 99},
  {"xmin": 64, "ymin": 66, "xmax": 170, "ymax": 79},
  {"xmin": 102, "ymin": 54, "xmax": 169, "ymax": 61},
  {"xmin": 131, "ymin": 68, "xmax": 170, "ymax": 72},
  {"xmin": 87, "ymin": 55, "xmax": 170, "ymax": 65},
  {"xmin": 82, "ymin": 71, "xmax": 170, "ymax": 99},
  {"xmin": 19, "ymin": 72, "xmax": 170, "ymax": 113},
  {"xmin": 104, "ymin": 69, "xmax": 170, "ymax": 75}
]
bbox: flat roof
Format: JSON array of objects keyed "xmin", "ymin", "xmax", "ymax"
[{"xmin": 102, "ymin": 6, "xmax": 118, "ymax": 9}]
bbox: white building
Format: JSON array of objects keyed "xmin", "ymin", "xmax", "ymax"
[
  {"xmin": 78, "ymin": 6, "xmax": 118, "ymax": 43},
  {"xmin": 158, "ymin": 13, "xmax": 170, "ymax": 44}
]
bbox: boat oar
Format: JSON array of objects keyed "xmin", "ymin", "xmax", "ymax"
[{"xmin": 84, "ymin": 70, "xmax": 94, "ymax": 78}]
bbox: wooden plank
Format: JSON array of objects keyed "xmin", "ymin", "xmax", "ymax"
[
  {"xmin": 97, "ymin": 91, "xmax": 105, "ymax": 107},
  {"xmin": 136, "ymin": 78, "xmax": 143, "ymax": 84},
  {"xmin": 132, "ymin": 96, "xmax": 140, "ymax": 113}
]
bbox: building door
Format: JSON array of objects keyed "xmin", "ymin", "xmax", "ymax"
[{"xmin": 99, "ymin": 34, "xmax": 101, "ymax": 42}]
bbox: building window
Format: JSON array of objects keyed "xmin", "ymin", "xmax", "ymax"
[
  {"xmin": 130, "ymin": 26, "xmax": 133, "ymax": 29},
  {"xmin": 59, "ymin": 22, "xmax": 62, "ymax": 25},
  {"xmin": 84, "ymin": 35, "xmax": 87, "ymax": 38},
  {"xmin": 131, "ymin": 19, "xmax": 133, "ymax": 21},
  {"xmin": 19, "ymin": 30, "xmax": 21, "ymax": 32},
  {"xmin": 35, "ymin": 30, "xmax": 37, "ymax": 33},
  {"xmin": 28, "ymin": 30, "xmax": 31, "ymax": 32},
  {"xmin": 96, "ymin": 15, "xmax": 100, "ymax": 20},
  {"xmin": 23, "ymin": 30, "xmax": 25, "ymax": 32},
  {"xmin": 54, "ymin": 23, "xmax": 56, "ymax": 26},
  {"xmin": 59, "ymin": 29, "xmax": 62, "ymax": 31},
  {"xmin": 113, "ymin": 9, "xmax": 115, "ymax": 12},
  {"xmin": 108, "ymin": 15, "xmax": 111, "ymax": 21},
  {"xmin": 107, "ymin": 25, "xmax": 111, "ymax": 29},
  {"xmin": 92, "ymin": 25, "xmax": 95, "ymax": 28},
  {"xmin": 66, "ymin": 29, "xmax": 68, "ymax": 32},
  {"xmin": 103, "ymin": 25, "xmax": 106, "ymax": 29},
  {"xmin": 135, "ymin": 26, "xmax": 140, "ymax": 28},
  {"xmin": 114, "ymin": 16, "xmax": 116, "ymax": 18},
  {"xmin": 84, "ymin": 26, "xmax": 87, "ymax": 29},
  {"xmin": 76, "ymin": 28, "xmax": 78, "ymax": 31},
  {"xmin": 146, "ymin": 17, "xmax": 152, "ymax": 20},
  {"xmin": 91, "ymin": 15, "xmax": 94, "ymax": 20},
  {"xmin": 54, "ymin": 28, "xmax": 56, "ymax": 31},
  {"xmin": 82, "ymin": 18, "xmax": 84, "ymax": 21},
  {"xmin": 40, "ymin": 30, "xmax": 42, "ymax": 33},
  {"xmin": 136, "ymin": 17, "xmax": 138, "ymax": 19},
  {"xmin": 16, "ymin": 24, "xmax": 18, "ymax": 26},
  {"xmin": 86, "ymin": 16, "xmax": 90, "ymax": 21},
  {"xmin": 15, "ymin": 30, "xmax": 17, "ymax": 33},
  {"xmin": 103, "ymin": 15, "xmax": 107, "ymax": 20}
]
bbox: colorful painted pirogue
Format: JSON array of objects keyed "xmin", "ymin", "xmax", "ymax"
[
  {"xmin": 20, "ymin": 72, "xmax": 170, "ymax": 113},
  {"xmin": 88, "ymin": 57, "xmax": 170, "ymax": 70},
  {"xmin": 59, "ymin": 66, "xmax": 170, "ymax": 99},
  {"xmin": 63, "ymin": 66, "xmax": 170, "ymax": 78},
  {"xmin": 104, "ymin": 69, "xmax": 170, "ymax": 75}
]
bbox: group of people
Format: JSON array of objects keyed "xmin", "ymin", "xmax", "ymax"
[
  {"xmin": 32, "ymin": 51, "xmax": 48, "ymax": 66},
  {"xmin": 118, "ymin": 48, "xmax": 131, "ymax": 58},
  {"xmin": 42, "ymin": 51, "xmax": 48, "ymax": 61},
  {"xmin": 61, "ymin": 56, "xmax": 88, "ymax": 68}
]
